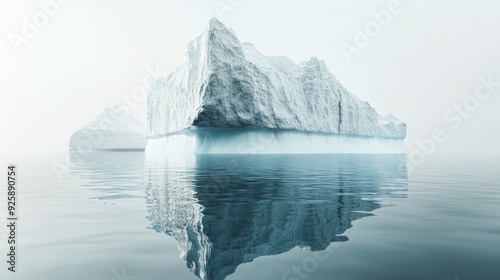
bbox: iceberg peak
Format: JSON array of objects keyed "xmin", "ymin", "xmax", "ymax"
[{"xmin": 208, "ymin": 17, "xmax": 226, "ymax": 29}]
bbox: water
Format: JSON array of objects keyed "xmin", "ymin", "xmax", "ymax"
[{"xmin": 1, "ymin": 153, "xmax": 499, "ymax": 280}]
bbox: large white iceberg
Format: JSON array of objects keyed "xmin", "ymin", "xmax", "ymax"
[
  {"xmin": 69, "ymin": 106, "xmax": 146, "ymax": 153},
  {"xmin": 147, "ymin": 18, "xmax": 406, "ymax": 154}
]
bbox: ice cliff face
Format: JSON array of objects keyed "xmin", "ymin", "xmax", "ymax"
[
  {"xmin": 148, "ymin": 18, "xmax": 406, "ymax": 139},
  {"xmin": 69, "ymin": 106, "xmax": 146, "ymax": 152}
]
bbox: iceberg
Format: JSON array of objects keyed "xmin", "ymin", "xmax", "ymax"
[
  {"xmin": 147, "ymin": 18, "xmax": 406, "ymax": 154},
  {"xmin": 69, "ymin": 106, "xmax": 146, "ymax": 153}
]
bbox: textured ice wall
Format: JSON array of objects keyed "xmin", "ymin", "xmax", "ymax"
[{"xmin": 147, "ymin": 18, "xmax": 406, "ymax": 140}]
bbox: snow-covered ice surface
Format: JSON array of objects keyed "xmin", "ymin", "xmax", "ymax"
[
  {"xmin": 69, "ymin": 106, "xmax": 146, "ymax": 152},
  {"xmin": 147, "ymin": 18, "xmax": 406, "ymax": 154}
]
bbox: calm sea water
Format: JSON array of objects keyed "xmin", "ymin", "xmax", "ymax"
[{"xmin": 1, "ymin": 153, "xmax": 499, "ymax": 280}]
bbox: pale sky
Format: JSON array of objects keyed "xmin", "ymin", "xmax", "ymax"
[{"xmin": 1, "ymin": 0, "xmax": 500, "ymax": 157}]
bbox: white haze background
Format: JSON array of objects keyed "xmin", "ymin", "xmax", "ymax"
[{"xmin": 1, "ymin": 0, "xmax": 499, "ymax": 158}]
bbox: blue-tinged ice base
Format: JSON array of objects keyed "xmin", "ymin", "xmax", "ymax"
[{"xmin": 145, "ymin": 128, "xmax": 405, "ymax": 156}]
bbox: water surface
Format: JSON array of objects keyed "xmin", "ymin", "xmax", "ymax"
[{"xmin": 1, "ymin": 153, "xmax": 498, "ymax": 280}]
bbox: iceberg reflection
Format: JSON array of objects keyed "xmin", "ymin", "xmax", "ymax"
[{"xmin": 145, "ymin": 154, "xmax": 408, "ymax": 280}]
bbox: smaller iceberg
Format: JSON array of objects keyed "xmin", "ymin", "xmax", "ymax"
[{"xmin": 69, "ymin": 106, "xmax": 146, "ymax": 153}]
